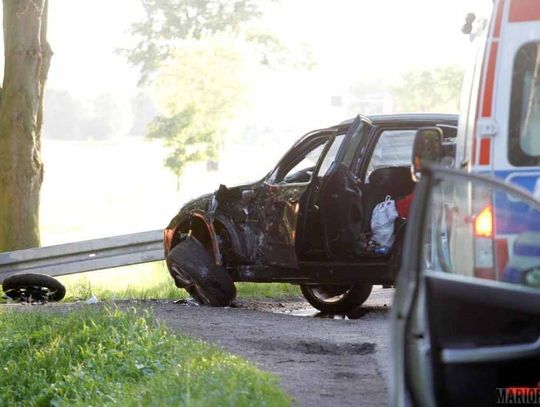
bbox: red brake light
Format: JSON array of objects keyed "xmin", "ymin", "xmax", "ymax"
[{"xmin": 475, "ymin": 205, "xmax": 493, "ymax": 237}]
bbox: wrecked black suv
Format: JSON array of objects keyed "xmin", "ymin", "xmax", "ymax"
[{"xmin": 163, "ymin": 113, "xmax": 457, "ymax": 313}]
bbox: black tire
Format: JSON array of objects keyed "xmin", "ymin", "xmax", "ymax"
[
  {"xmin": 2, "ymin": 273, "xmax": 66, "ymax": 302},
  {"xmin": 166, "ymin": 236, "xmax": 236, "ymax": 306},
  {"xmin": 300, "ymin": 283, "xmax": 372, "ymax": 314}
]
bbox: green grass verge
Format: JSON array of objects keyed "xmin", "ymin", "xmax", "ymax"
[
  {"xmin": 0, "ymin": 306, "xmax": 290, "ymax": 406},
  {"xmin": 58, "ymin": 262, "xmax": 301, "ymax": 302}
]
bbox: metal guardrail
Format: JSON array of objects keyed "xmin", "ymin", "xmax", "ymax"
[{"xmin": 0, "ymin": 230, "xmax": 165, "ymax": 282}]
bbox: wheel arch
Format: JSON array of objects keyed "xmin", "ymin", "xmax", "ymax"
[{"xmin": 166, "ymin": 210, "xmax": 246, "ymax": 266}]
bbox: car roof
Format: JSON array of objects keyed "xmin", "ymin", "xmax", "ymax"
[
  {"xmin": 339, "ymin": 112, "xmax": 458, "ymax": 127},
  {"xmin": 292, "ymin": 112, "xmax": 459, "ymax": 147}
]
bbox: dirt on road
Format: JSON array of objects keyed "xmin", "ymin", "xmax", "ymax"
[{"xmin": 148, "ymin": 287, "xmax": 393, "ymax": 407}]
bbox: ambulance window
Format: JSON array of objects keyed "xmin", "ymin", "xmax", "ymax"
[{"xmin": 509, "ymin": 42, "xmax": 540, "ymax": 166}]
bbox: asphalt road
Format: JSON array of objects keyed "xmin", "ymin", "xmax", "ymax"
[{"xmin": 149, "ymin": 287, "xmax": 394, "ymax": 407}]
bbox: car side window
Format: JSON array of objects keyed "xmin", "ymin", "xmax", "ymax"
[
  {"xmin": 271, "ymin": 137, "xmax": 328, "ymax": 184},
  {"xmin": 365, "ymin": 130, "xmax": 416, "ymax": 181},
  {"xmin": 421, "ymin": 174, "xmax": 540, "ymax": 289},
  {"xmin": 318, "ymin": 133, "xmax": 346, "ymax": 176}
]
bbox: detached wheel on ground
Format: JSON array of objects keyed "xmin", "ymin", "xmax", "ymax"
[
  {"xmin": 2, "ymin": 273, "xmax": 66, "ymax": 302},
  {"xmin": 167, "ymin": 236, "xmax": 236, "ymax": 307},
  {"xmin": 300, "ymin": 284, "xmax": 373, "ymax": 314}
]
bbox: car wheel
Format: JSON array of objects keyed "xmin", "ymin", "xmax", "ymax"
[
  {"xmin": 2, "ymin": 273, "xmax": 66, "ymax": 302},
  {"xmin": 300, "ymin": 283, "xmax": 372, "ymax": 314},
  {"xmin": 166, "ymin": 236, "xmax": 236, "ymax": 306}
]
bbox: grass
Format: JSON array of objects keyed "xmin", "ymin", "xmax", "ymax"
[
  {"xmin": 0, "ymin": 306, "xmax": 290, "ymax": 406},
  {"xmin": 58, "ymin": 262, "xmax": 301, "ymax": 302}
]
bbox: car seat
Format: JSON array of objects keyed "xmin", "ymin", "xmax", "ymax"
[{"xmin": 360, "ymin": 166, "xmax": 415, "ymax": 233}]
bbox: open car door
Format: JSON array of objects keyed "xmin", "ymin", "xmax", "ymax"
[
  {"xmin": 317, "ymin": 115, "xmax": 365, "ymax": 256},
  {"xmin": 392, "ymin": 167, "xmax": 540, "ymax": 406},
  {"xmin": 260, "ymin": 127, "xmax": 342, "ymax": 268}
]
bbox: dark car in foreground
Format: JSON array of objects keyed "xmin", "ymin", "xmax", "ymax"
[
  {"xmin": 163, "ymin": 113, "xmax": 458, "ymax": 313},
  {"xmin": 392, "ymin": 165, "xmax": 540, "ymax": 406}
]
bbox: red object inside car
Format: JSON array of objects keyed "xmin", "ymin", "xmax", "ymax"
[{"xmin": 396, "ymin": 193, "xmax": 414, "ymax": 218}]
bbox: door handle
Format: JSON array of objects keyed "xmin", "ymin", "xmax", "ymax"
[{"xmin": 441, "ymin": 336, "xmax": 540, "ymax": 364}]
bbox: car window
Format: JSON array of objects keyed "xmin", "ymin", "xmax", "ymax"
[
  {"xmin": 318, "ymin": 133, "xmax": 346, "ymax": 176},
  {"xmin": 509, "ymin": 42, "xmax": 540, "ymax": 166},
  {"xmin": 365, "ymin": 130, "xmax": 416, "ymax": 181},
  {"xmin": 342, "ymin": 120, "xmax": 367, "ymax": 168},
  {"xmin": 271, "ymin": 136, "xmax": 328, "ymax": 184},
  {"xmin": 421, "ymin": 174, "xmax": 540, "ymax": 289}
]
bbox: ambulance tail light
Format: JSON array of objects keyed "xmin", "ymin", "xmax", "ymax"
[
  {"xmin": 474, "ymin": 205, "xmax": 493, "ymax": 238},
  {"xmin": 473, "ymin": 204, "xmax": 495, "ymax": 279}
]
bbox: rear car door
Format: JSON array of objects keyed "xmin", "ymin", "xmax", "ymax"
[{"xmin": 392, "ymin": 167, "xmax": 540, "ymax": 406}]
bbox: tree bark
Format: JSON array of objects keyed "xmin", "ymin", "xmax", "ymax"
[{"xmin": 0, "ymin": 0, "xmax": 52, "ymax": 251}]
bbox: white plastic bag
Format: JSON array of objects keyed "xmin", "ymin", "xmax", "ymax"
[{"xmin": 371, "ymin": 195, "xmax": 398, "ymax": 247}]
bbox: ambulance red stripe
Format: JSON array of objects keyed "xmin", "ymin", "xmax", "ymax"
[
  {"xmin": 481, "ymin": 42, "xmax": 498, "ymax": 118},
  {"xmin": 509, "ymin": 0, "xmax": 540, "ymax": 22},
  {"xmin": 493, "ymin": 0, "xmax": 506, "ymax": 37},
  {"xmin": 473, "ymin": 1, "xmax": 506, "ymax": 165},
  {"xmin": 479, "ymin": 138, "xmax": 491, "ymax": 165}
]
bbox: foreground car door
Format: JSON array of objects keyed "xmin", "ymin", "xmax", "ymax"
[{"xmin": 392, "ymin": 167, "xmax": 540, "ymax": 406}]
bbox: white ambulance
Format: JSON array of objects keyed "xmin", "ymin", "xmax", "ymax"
[
  {"xmin": 390, "ymin": 3, "xmax": 540, "ymax": 403},
  {"xmin": 451, "ymin": 0, "xmax": 540, "ymax": 280},
  {"xmin": 459, "ymin": 0, "xmax": 540, "ymax": 195}
]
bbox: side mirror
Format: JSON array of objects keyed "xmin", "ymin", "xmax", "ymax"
[{"xmin": 411, "ymin": 127, "xmax": 443, "ymax": 182}]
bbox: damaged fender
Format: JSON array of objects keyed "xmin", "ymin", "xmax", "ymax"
[{"xmin": 164, "ymin": 208, "xmax": 248, "ymax": 267}]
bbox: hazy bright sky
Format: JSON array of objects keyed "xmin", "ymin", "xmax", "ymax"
[{"xmin": 44, "ymin": 0, "xmax": 492, "ymax": 99}]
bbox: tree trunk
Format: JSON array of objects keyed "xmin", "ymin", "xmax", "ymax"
[{"xmin": 0, "ymin": 0, "xmax": 52, "ymax": 251}]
